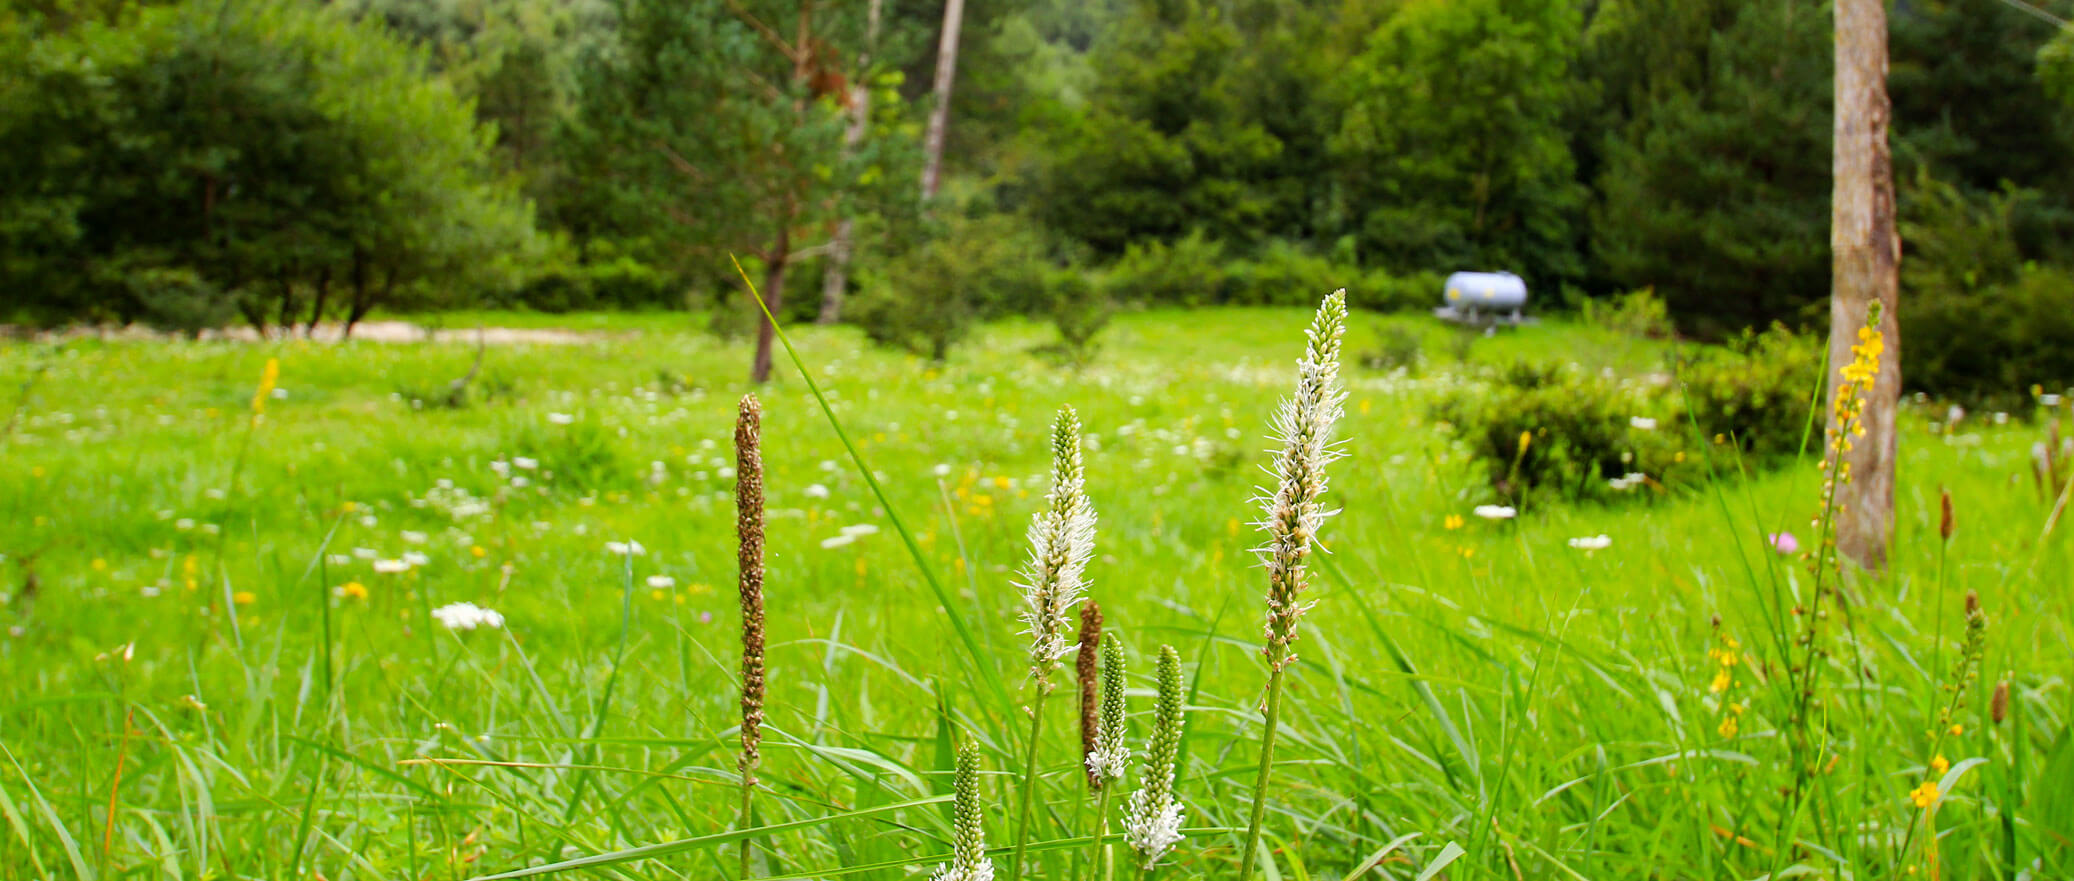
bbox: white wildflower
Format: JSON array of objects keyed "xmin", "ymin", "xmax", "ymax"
[
  {"xmin": 804, "ymin": 483, "xmax": 831, "ymax": 499},
  {"xmin": 546, "ymin": 412, "xmax": 575, "ymax": 425},
  {"xmin": 819, "ymin": 534, "xmax": 857, "ymax": 549},
  {"xmin": 402, "ymin": 551, "xmax": 430, "ymax": 567},
  {"xmin": 372, "ymin": 559, "xmax": 410, "ymax": 574},
  {"xmin": 431, "ymin": 602, "xmax": 505, "ymax": 631},
  {"xmin": 839, "ymin": 523, "xmax": 879, "ymax": 537},
  {"xmin": 1017, "ymin": 407, "xmax": 1097, "ymax": 689},
  {"xmin": 1629, "ymin": 416, "xmax": 1658, "ymax": 431},
  {"xmin": 1473, "ymin": 504, "xmax": 1517, "ymax": 520},
  {"xmin": 605, "ymin": 540, "xmax": 646, "ymax": 556},
  {"xmin": 646, "ymin": 575, "xmax": 676, "ymax": 589},
  {"xmin": 1256, "ymin": 290, "xmax": 1347, "ymax": 666},
  {"xmin": 1567, "ymin": 534, "xmax": 1612, "ymax": 551},
  {"xmin": 514, "ymin": 457, "xmax": 539, "ymax": 470},
  {"xmin": 401, "ymin": 530, "xmax": 428, "ymax": 545}
]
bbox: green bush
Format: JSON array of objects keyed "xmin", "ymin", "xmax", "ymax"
[
  {"xmin": 1906, "ymin": 262, "xmax": 2074, "ymax": 405},
  {"xmin": 1103, "ymin": 231, "xmax": 1230, "ymax": 306},
  {"xmin": 1899, "ymin": 175, "xmax": 2074, "ymax": 404},
  {"xmin": 1045, "ymin": 268, "xmax": 1113, "ymax": 367},
  {"xmin": 1225, "ymin": 241, "xmax": 1347, "ymax": 306},
  {"xmin": 1436, "ymin": 331, "xmax": 1821, "ymax": 501},
  {"xmin": 855, "ymin": 214, "xmax": 1050, "ymax": 361},
  {"xmin": 508, "ymin": 253, "xmax": 678, "ymax": 313},
  {"xmin": 1358, "ymin": 323, "xmax": 1424, "ymax": 373},
  {"xmin": 1582, "ymin": 287, "xmax": 1675, "ymax": 339},
  {"xmin": 1678, "ymin": 326, "xmax": 1823, "ymax": 460}
]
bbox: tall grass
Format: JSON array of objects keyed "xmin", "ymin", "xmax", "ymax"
[{"xmin": 2, "ymin": 303, "xmax": 2068, "ymax": 880}]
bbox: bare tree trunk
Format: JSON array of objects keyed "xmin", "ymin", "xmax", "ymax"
[
  {"xmin": 1829, "ymin": 0, "xmax": 1901, "ymax": 570},
  {"xmin": 305, "ymin": 269, "xmax": 331, "ymax": 338},
  {"xmin": 918, "ymin": 0, "xmax": 965, "ymax": 203},
  {"xmin": 751, "ymin": 227, "xmax": 790, "ymax": 384},
  {"xmin": 818, "ymin": 0, "xmax": 882, "ymax": 325}
]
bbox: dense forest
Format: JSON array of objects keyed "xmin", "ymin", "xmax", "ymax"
[{"xmin": 4, "ymin": 0, "xmax": 2074, "ymax": 394}]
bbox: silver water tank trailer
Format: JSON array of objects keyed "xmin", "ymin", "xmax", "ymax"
[{"xmin": 1443, "ymin": 271, "xmax": 1528, "ymax": 310}]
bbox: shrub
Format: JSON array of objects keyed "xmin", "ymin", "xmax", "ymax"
[
  {"xmin": 1582, "ymin": 287, "xmax": 1675, "ymax": 339},
  {"xmin": 1358, "ymin": 323, "xmax": 1423, "ymax": 373},
  {"xmin": 1906, "ymin": 262, "xmax": 2074, "ymax": 405},
  {"xmin": 1677, "ymin": 325, "xmax": 1823, "ymax": 460},
  {"xmin": 1102, "ymin": 231, "xmax": 1230, "ymax": 306},
  {"xmin": 1224, "ymin": 240, "xmax": 1346, "ymax": 306},
  {"xmin": 510, "ymin": 254, "xmax": 678, "ymax": 313},
  {"xmin": 1434, "ymin": 362, "xmax": 1682, "ymax": 500},
  {"xmin": 1897, "ymin": 173, "xmax": 2074, "ymax": 404},
  {"xmin": 1436, "ymin": 331, "xmax": 1822, "ymax": 501},
  {"xmin": 855, "ymin": 214, "xmax": 1050, "ymax": 361},
  {"xmin": 1352, "ymin": 268, "xmax": 1444, "ymax": 314},
  {"xmin": 1045, "ymin": 268, "xmax": 1113, "ymax": 367}
]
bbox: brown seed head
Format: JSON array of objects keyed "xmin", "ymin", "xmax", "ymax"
[
  {"xmin": 1077, "ymin": 600, "xmax": 1104, "ymax": 787},
  {"xmin": 736, "ymin": 394, "xmax": 767, "ymax": 780},
  {"xmin": 1991, "ymin": 680, "xmax": 2009, "ymax": 724},
  {"xmin": 1965, "ymin": 590, "xmax": 1979, "ymax": 618},
  {"xmin": 1940, "ymin": 489, "xmax": 1955, "ymax": 542}
]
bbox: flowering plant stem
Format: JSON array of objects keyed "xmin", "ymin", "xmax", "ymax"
[
  {"xmin": 1009, "ymin": 690, "xmax": 1049, "ymax": 881},
  {"xmin": 1236, "ymin": 663, "xmax": 1288, "ymax": 881},
  {"xmin": 1085, "ymin": 784, "xmax": 1114, "ymax": 881}
]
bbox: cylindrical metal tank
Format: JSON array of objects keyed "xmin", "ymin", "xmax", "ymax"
[{"xmin": 1443, "ymin": 271, "xmax": 1528, "ymax": 309}]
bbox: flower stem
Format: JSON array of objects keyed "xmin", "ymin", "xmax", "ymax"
[
  {"xmin": 738, "ymin": 774, "xmax": 755, "ymax": 879},
  {"xmin": 1085, "ymin": 783, "xmax": 1114, "ymax": 881},
  {"xmin": 1236, "ymin": 663, "xmax": 1288, "ymax": 881},
  {"xmin": 1009, "ymin": 689, "xmax": 1050, "ymax": 881}
]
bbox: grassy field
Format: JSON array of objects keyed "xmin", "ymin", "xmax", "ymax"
[{"xmin": 2, "ymin": 307, "xmax": 2069, "ymax": 880}]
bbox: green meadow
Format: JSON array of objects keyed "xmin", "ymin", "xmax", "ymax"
[{"xmin": 2, "ymin": 308, "xmax": 2069, "ymax": 880}]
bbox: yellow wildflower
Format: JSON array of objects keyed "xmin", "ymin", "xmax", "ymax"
[
  {"xmin": 339, "ymin": 581, "xmax": 368, "ymax": 600},
  {"xmin": 1910, "ymin": 781, "xmax": 1939, "ymax": 809},
  {"xmin": 251, "ymin": 358, "xmax": 280, "ymax": 415},
  {"xmin": 1709, "ymin": 668, "xmax": 1732, "ymax": 693},
  {"xmin": 1930, "ymin": 755, "xmax": 1949, "ymax": 774},
  {"xmin": 1718, "ymin": 715, "xmax": 1738, "ymax": 738},
  {"xmin": 470, "ymin": 545, "xmax": 488, "ymax": 559},
  {"xmin": 1949, "ymin": 724, "xmax": 1963, "ymax": 737},
  {"xmin": 1444, "ymin": 514, "xmax": 1465, "ymax": 530},
  {"xmin": 233, "ymin": 591, "xmax": 257, "ymax": 606}
]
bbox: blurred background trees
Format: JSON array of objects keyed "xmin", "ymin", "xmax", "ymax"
[{"xmin": 3, "ymin": 0, "xmax": 2073, "ymax": 398}]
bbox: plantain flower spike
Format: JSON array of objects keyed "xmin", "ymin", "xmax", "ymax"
[{"xmin": 1017, "ymin": 406, "xmax": 1097, "ymax": 692}]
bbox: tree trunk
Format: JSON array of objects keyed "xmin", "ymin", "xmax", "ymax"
[
  {"xmin": 818, "ymin": 0, "xmax": 882, "ymax": 325},
  {"xmin": 305, "ymin": 269, "xmax": 331, "ymax": 338},
  {"xmin": 1829, "ymin": 0, "xmax": 1901, "ymax": 570},
  {"xmin": 918, "ymin": 0, "xmax": 965, "ymax": 203},
  {"xmin": 751, "ymin": 228, "xmax": 790, "ymax": 384}
]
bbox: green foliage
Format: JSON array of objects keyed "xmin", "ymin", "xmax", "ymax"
[
  {"xmin": 1331, "ymin": 0, "xmax": 1585, "ymax": 284},
  {"xmin": 1590, "ymin": 0, "xmax": 1830, "ymax": 336},
  {"xmin": 1436, "ymin": 362, "xmax": 1685, "ymax": 501},
  {"xmin": 1677, "ymin": 326, "xmax": 1822, "ymax": 460},
  {"xmin": 1438, "ymin": 329, "xmax": 1820, "ymax": 499},
  {"xmin": 1899, "ymin": 173, "xmax": 2074, "ymax": 403},
  {"xmin": 503, "ymin": 252, "xmax": 680, "ymax": 313},
  {"xmin": 1358, "ymin": 323, "xmax": 1423, "ymax": 373},
  {"xmin": 1044, "ymin": 268, "xmax": 1112, "ymax": 367},
  {"xmin": 0, "ymin": 0, "xmax": 538, "ymax": 331},
  {"xmin": 1102, "ymin": 231, "xmax": 1232, "ymax": 307},
  {"xmin": 1034, "ymin": 0, "xmax": 1295, "ymax": 255},
  {"xmin": 1580, "ymin": 287, "xmax": 1673, "ymax": 340},
  {"xmin": 854, "ymin": 214, "xmax": 1051, "ymax": 361}
]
